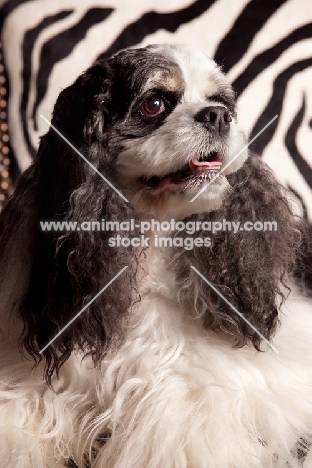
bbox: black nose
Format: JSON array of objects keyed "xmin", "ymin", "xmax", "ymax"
[{"xmin": 195, "ymin": 106, "xmax": 232, "ymax": 134}]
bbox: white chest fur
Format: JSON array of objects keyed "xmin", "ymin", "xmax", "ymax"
[
  {"xmin": 85, "ymin": 249, "xmax": 312, "ymax": 467},
  {"xmin": 0, "ymin": 248, "xmax": 311, "ymax": 468}
]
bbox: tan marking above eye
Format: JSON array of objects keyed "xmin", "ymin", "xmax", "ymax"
[{"xmin": 143, "ymin": 69, "xmax": 185, "ymax": 94}]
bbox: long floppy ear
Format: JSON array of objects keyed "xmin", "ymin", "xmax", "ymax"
[
  {"xmin": 184, "ymin": 154, "xmax": 303, "ymax": 349},
  {"xmin": 0, "ymin": 62, "xmax": 138, "ymax": 383}
]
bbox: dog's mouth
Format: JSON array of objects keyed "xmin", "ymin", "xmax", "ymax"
[{"xmin": 141, "ymin": 152, "xmax": 223, "ymax": 189}]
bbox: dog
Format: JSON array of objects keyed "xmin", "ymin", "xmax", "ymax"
[{"xmin": 0, "ymin": 44, "xmax": 311, "ymax": 467}]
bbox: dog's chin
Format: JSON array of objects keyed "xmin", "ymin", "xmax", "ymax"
[{"xmin": 123, "ymin": 163, "xmax": 230, "ymax": 220}]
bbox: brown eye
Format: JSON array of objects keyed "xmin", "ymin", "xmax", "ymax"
[{"xmin": 140, "ymin": 96, "xmax": 166, "ymax": 118}]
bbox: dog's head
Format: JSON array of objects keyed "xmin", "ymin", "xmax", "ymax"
[
  {"xmin": 105, "ymin": 44, "xmax": 247, "ymax": 219},
  {"xmin": 0, "ymin": 44, "xmax": 302, "ymax": 383},
  {"xmin": 46, "ymin": 44, "xmax": 247, "ymax": 220}
]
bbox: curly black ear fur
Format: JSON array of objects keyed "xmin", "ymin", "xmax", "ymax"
[
  {"xmin": 178, "ymin": 155, "xmax": 304, "ymax": 349},
  {"xmin": 0, "ymin": 62, "xmax": 139, "ymax": 384}
]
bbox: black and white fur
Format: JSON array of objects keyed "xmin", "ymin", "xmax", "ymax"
[{"xmin": 0, "ymin": 44, "xmax": 311, "ymax": 467}]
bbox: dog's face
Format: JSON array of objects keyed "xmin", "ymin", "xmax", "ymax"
[{"xmin": 104, "ymin": 44, "xmax": 247, "ymax": 219}]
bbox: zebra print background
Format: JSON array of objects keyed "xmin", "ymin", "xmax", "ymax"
[{"xmin": 0, "ymin": 0, "xmax": 311, "ymax": 221}]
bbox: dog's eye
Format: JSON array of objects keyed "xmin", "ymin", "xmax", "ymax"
[{"xmin": 140, "ymin": 96, "xmax": 166, "ymax": 118}]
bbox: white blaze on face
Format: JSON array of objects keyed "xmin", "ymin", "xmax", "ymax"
[{"xmin": 161, "ymin": 44, "xmax": 220, "ymax": 104}]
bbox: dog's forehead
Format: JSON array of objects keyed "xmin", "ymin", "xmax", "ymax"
[{"xmin": 144, "ymin": 44, "xmax": 224, "ymax": 100}]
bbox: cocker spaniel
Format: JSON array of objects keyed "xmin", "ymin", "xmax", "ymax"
[{"xmin": 0, "ymin": 44, "xmax": 311, "ymax": 468}]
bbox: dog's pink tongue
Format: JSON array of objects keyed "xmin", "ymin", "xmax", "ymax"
[{"xmin": 190, "ymin": 159, "xmax": 222, "ymax": 169}]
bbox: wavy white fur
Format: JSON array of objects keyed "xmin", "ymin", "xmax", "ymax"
[{"xmin": 1, "ymin": 246, "xmax": 312, "ymax": 467}]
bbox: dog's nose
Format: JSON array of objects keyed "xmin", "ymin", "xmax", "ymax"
[{"xmin": 195, "ymin": 106, "xmax": 232, "ymax": 134}]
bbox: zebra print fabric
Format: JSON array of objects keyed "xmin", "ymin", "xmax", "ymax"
[{"xmin": 0, "ymin": 0, "xmax": 311, "ymax": 221}]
